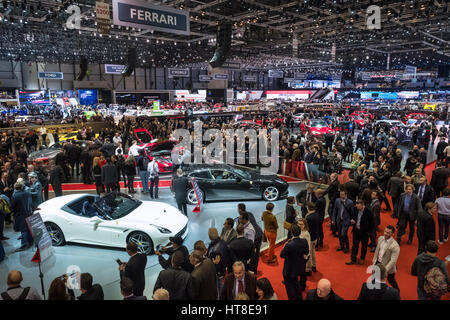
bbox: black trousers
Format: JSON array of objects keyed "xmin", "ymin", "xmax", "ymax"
[
  {"xmin": 391, "ymin": 196, "xmax": 400, "ymax": 218},
  {"xmin": 397, "ymin": 213, "xmax": 415, "ymax": 242},
  {"xmin": 43, "ymin": 184, "xmax": 49, "ymax": 201},
  {"xmin": 387, "ymin": 273, "xmax": 400, "ymax": 292},
  {"xmin": 351, "ymin": 230, "xmax": 369, "ymax": 261},
  {"xmin": 70, "ymin": 160, "xmax": 80, "ymax": 176},
  {"xmin": 318, "ymin": 217, "xmax": 324, "ymax": 246},
  {"xmin": 284, "ymin": 276, "xmax": 302, "ymax": 301},
  {"xmin": 177, "ymin": 200, "xmax": 187, "ymax": 216},
  {"xmin": 127, "ymin": 175, "xmax": 135, "ymax": 192},
  {"xmin": 150, "ymin": 176, "xmax": 159, "ymax": 198},
  {"xmin": 52, "ymin": 184, "xmax": 63, "ymax": 197},
  {"xmin": 105, "ymin": 183, "xmax": 116, "ymax": 193},
  {"xmin": 249, "ymin": 236, "xmax": 262, "ymax": 273}
]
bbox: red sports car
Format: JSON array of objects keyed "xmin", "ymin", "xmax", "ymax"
[
  {"xmin": 143, "ymin": 140, "xmax": 177, "ymax": 173},
  {"xmin": 348, "ymin": 115, "xmax": 365, "ymax": 128},
  {"xmin": 351, "ymin": 110, "xmax": 374, "ymax": 120},
  {"xmin": 307, "ymin": 119, "xmax": 334, "ymax": 136}
]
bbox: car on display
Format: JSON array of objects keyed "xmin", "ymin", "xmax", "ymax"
[
  {"xmin": 423, "ymin": 103, "xmax": 437, "ymax": 111},
  {"xmin": 293, "ymin": 113, "xmax": 305, "ymax": 125},
  {"xmin": 172, "ymin": 164, "xmax": 289, "ymax": 205},
  {"xmin": 335, "ymin": 120, "xmax": 353, "ymax": 133},
  {"xmin": 28, "ymin": 140, "xmax": 90, "ymax": 164},
  {"xmin": 134, "ymin": 128, "xmax": 154, "ymax": 144},
  {"xmin": 375, "ymin": 120, "xmax": 406, "ymax": 128},
  {"xmin": 348, "ymin": 115, "xmax": 365, "ymax": 128},
  {"xmin": 307, "ymin": 119, "xmax": 335, "ymax": 136},
  {"xmin": 143, "ymin": 140, "xmax": 177, "ymax": 173},
  {"xmin": 40, "ymin": 192, "xmax": 188, "ymax": 255}
]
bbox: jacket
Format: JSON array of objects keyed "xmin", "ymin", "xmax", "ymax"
[
  {"xmin": 29, "ymin": 180, "xmax": 43, "ymax": 209},
  {"xmin": 387, "ymin": 176, "xmax": 404, "ymax": 198},
  {"xmin": 11, "ymin": 190, "xmax": 32, "ymax": 233},
  {"xmin": 414, "ymin": 183, "xmax": 435, "ymax": 208},
  {"xmin": 324, "ymin": 179, "xmax": 340, "ymax": 204},
  {"xmin": 285, "ymin": 204, "xmax": 297, "ymax": 224},
  {"xmin": 207, "ymin": 237, "xmax": 232, "ymax": 277},
  {"xmin": 358, "ymin": 282, "xmax": 400, "ymax": 300},
  {"xmin": 120, "ymin": 253, "xmax": 147, "ymax": 296},
  {"xmin": 153, "ymin": 267, "xmax": 194, "ymax": 300},
  {"xmin": 191, "ymin": 258, "xmax": 218, "ymax": 300},
  {"xmin": 350, "ymin": 206, "xmax": 374, "ymax": 234},
  {"xmin": 306, "ymin": 289, "xmax": 344, "ymax": 300},
  {"xmin": 246, "ymin": 211, "xmax": 263, "ymax": 241},
  {"xmin": 158, "ymin": 245, "xmax": 193, "ymax": 273},
  {"xmin": 372, "ymin": 236, "xmax": 400, "ymax": 274},
  {"xmin": 370, "ymin": 199, "xmax": 381, "ymax": 227},
  {"xmin": 70, "ymin": 284, "xmax": 104, "ymax": 300},
  {"xmin": 261, "ymin": 210, "xmax": 278, "ymax": 233},
  {"xmin": 172, "ymin": 176, "xmax": 189, "ymax": 203},
  {"xmin": 220, "ymin": 271, "xmax": 257, "ymax": 300},
  {"xmin": 411, "ymin": 253, "xmax": 450, "ymax": 291},
  {"xmin": 315, "ymin": 196, "xmax": 326, "ymax": 221},
  {"xmin": 280, "ymin": 237, "xmax": 309, "ymax": 278},
  {"xmin": 343, "ymin": 181, "xmax": 360, "ymax": 202},
  {"xmin": 101, "ymin": 163, "xmax": 118, "ymax": 185},
  {"xmin": 295, "ymin": 189, "xmax": 317, "ymax": 217},
  {"xmin": 228, "ymin": 237, "xmax": 254, "ymax": 268},
  {"xmin": 305, "ymin": 211, "xmax": 320, "ymax": 242},
  {"xmin": 219, "ymin": 227, "xmax": 237, "ymax": 244},
  {"xmin": 430, "ymin": 167, "xmax": 450, "ymax": 190},
  {"xmin": 416, "ymin": 211, "xmax": 436, "ymax": 244},
  {"xmin": 398, "ymin": 192, "xmax": 422, "ymax": 221},
  {"xmin": 332, "ymin": 198, "xmax": 354, "ymax": 226}
]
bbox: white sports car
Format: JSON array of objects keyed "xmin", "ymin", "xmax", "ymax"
[{"xmin": 37, "ymin": 193, "xmax": 188, "ymax": 255}]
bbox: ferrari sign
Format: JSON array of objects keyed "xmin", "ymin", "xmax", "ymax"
[{"xmin": 96, "ymin": 0, "xmax": 111, "ymax": 35}]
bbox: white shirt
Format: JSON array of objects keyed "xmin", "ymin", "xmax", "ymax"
[
  {"xmin": 243, "ymin": 221, "xmax": 255, "ymax": 243},
  {"xmin": 40, "ymin": 127, "xmax": 46, "ymax": 135},
  {"xmin": 378, "ymin": 237, "xmax": 393, "ymax": 262},
  {"xmin": 113, "ymin": 136, "xmax": 122, "ymax": 145},
  {"xmin": 128, "ymin": 144, "xmax": 143, "ymax": 157},
  {"xmin": 147, "ymin": 160, "xmax": 159, "ymax": 176}
]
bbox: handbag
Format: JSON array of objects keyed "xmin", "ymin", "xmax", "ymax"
[{"xmin": 283, "ymin": 221, "xmax": 292, "ymax": 230}]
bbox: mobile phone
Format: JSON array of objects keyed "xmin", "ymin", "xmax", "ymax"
[{"xmin": 116, "ymin": 258, "xmax": 122, "ymax": 265}]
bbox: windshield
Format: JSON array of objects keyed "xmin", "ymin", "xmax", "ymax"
[
  {"xmin": 135, "ymin": 130, "xmax": 152, "ymax": 143},
  {"xmin": 145, "ymin": 141, "xmax": 176, "ymax": 156},
  {"xmin": 230, "ymin": 166, "xmax": 250, "ymax": 179},
  {"xmin": 94, "ymin": 193, "xmax": 141, "ymax": 220},
  {"xmin": 310, "ymin": 120, "xmax": 327, "ymax": 127}
]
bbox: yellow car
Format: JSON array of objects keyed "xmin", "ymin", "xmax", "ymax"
[
  {"xmin": 58, "ymin": 130, "xmax": 99, "ymax": 141},
  {"xmin": 423, "ymin": 104, "xmax": 436, "ymax": 111}
]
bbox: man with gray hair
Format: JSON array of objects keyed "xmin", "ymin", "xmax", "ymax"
[
  {"xmin": 152, "ymin": 288, "xmax": 169, "ymax": 300},
  {"xmin": 220, "ymin": 261, "xmax": 257, "ymax": 300},
  {"xmin": 190, "ymin": 249, "xmax": 218, "ymax": 300},
  {"xmin": 11, "ymin": 180, "xmax": 33, "ymax": 252}
]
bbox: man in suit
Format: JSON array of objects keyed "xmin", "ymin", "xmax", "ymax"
[
  {"xmin": 417, "ymin": 202, "xmax": 437, "ymax": 255},
  {"xmin": 315, "ymin": 189, "xmax": 327, "ymax": 248},
  {"xmin": 228, "ymin": 224, "xmax": 254, "ymax": 271},
  {"xmin": 120, "ymin": 277, "xmax": 147, "ymax": 300},
  {"xmin": 369, "ymin": 191, "xmax": 381, "ymax": 252},
  {"xmin": 101, "ymin": 157, "xmax": 118, "ymax": 193},
  {"xmin": 346, "ymin": 200, "xmax": 374, "ymax": 265},
  {"xmin": 305, "ymin": 202, "xmax": 319, "ymax": 272},
  {"xmin": 324, "ymin": 173, "xmax": 341, "ymax": 236},
  {"xmin": 68, "ymin": 273, "xmax": 104, "ymax": 300},
  {"xmin": 387, "ymin": 172, "xmax": 404, "ymax": 219},
  {"xmin": 415, "ymin": 176, "xmax": 435, "ymax": 208},
  {"xmin": 430, "ymin": 162, "xmax": 450, "ymax": 198},
  {"xmin": 220, "ymin": 261, "xmax": 257, "ymax": 300},
  {"xmin": 372, "ymin": 225, "xmax": 400, "ymax": 291},
  {"xmin": 435, "ymin": 137, "xmax": 447, "ymax": 163},
  {"xmin": 237, "ymin": 203, "xmax": 263, "ymax": 273},
  {"xmin": 397, "ymin": 184, "xmax": 422, "ymax": 245},
  {"xmin": 156, "ymin": 235, "xmax": 193, "ymax": 273},
  {"xmin": 189, "ymin": 250, "xmax": 218, "ymax": 300},
  {"xmin": 280, "ymin": 224, "xmax": 309, "ymax": 300},
  {"xmin": 119, "ymin": 242, "xmax": 147, "ymax": 297},
  {"xmin": 220, "ymin": 218, "xmax": 237, "ymax": 244},
  {"xmin": 332, "ymin": 190, "xmax": 355, "ymax": 253},
  {"xmin": 358, "ymin": 263, "xmax": 400, "ymax": 300},
  {"xmin": 207, "ymin": 228, "xmax": 232, "ymax": 296},
  {"xmin": 172, "ymin": 169, "xmax": 188, "ymax": 215},
  {"xmin": 296, "ymin": 183, "xmax": 317, "ymax": 218},
  {"xmin": 344, "ymin": 174, "xmax": 360, "ymax": 203}
]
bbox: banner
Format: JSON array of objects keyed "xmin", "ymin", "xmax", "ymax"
[
  {"xmin": 168, "ymin": 68, "xmax": 190, "ymax": 78},
  {"xmin": 199, "ymin": 75, "xmax": 213, "ymax": 82},
  {"xmin": 38, "ymin": 72, "xmax": 63, "ymax": 80},
  {"xmin": 112, "ymin": 0, "xmax": 190, "ymax": 35},
  {"xmin": 26, "ymin": 213, "xmax": 54, "ymax": 263},
  {"xmin": 96, "ymin": 0, "xmax": 111, "ymax": 35},
  {"xmin": 405, "ymin": 65, "xmax": 417, "ymax": 75},
  {"xmin": 213, "ymin": 74, "xmax": 229, "ymax": 80},
  {"xmin": 191, "ymin": 178, "xmax": 202, "ymax": 213},
  {"xmin": 284, "ymin": 77, "xmax": 294, "ymax": 83},
  {"xmin": 105, "ymin": 64, "xmax": 127, "ymax": 74},
  {"xmin": 222, "ymin": 61, "xmax": 241, "ymax": 69},
  {"xmin": 294, "ymin": 72, "xmax": 306, "ymax": 80},
  {"xmin": 243, "ymin": 75, "xmax": 257, "ymax": 82},
  {"xmin": 268, "ymin": 70, "xmax": 283, "ymax": 78},
  {"xmin": 153, "ymin": 100, "xmax": 160, "ymax": 111}
]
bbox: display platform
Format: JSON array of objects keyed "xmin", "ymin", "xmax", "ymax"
[{"xmin": 0, "ymin": 180, "xmax": 306, "ymax": 299}]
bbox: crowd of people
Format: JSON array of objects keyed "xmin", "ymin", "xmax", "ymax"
[{"xmin": 0, "ymin": 104, "xmax": 449, "ymax": 301}]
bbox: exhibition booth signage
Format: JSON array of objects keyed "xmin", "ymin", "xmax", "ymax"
[
  {"xmin": 222, "ymin": 61, "xmax": 241, "ymax": 69},
  {"xmin": 199, "ymin": 75, "xmax": 213, "ymax": 81},
  {"xmin": 168, "ymin": 68, "xmax": 190, "ymax": 78},
  {"xmin": 38, "ymin": 72, "xmax": 64, "ymax": 79},
  {"xmin": 105, "ymin": 64, "xmax": 127, "ymax": 74},
  {"xmin": 243, "ymin": 75, "xmax": 257, "ymax": 82},
  {"xmin": 213, "ymin": 74, "xmax": 229, "ymax": 80},
  {"xmin": 268, "ymin": 70, "xmax": 284, "ymax": 78},
  {"xmin": 112, "ymin": 0, "xmax": 190, "ymax": 35}
]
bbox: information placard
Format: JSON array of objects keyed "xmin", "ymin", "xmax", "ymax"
[{"xmin": 26, "ymin": 213, "xmax": 54, "ymax": 262}]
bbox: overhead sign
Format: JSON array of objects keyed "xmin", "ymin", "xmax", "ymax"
[
  {"xmin": 294, "ymin": 72, "xmax": 307, "ymax": 79},
  {"xmin": 405, "ymin": 65, "xmax": 417, "ymax": 75},
  {"xmin": 168, "ymin": 68, "xmax": 190, "ymax": 78},
  {"xmin": 96, "ymin": 0, "xmax": 111, "ymax": 34},
  {"xmin": 268, "ymin": 70, "xmax": 283, "ymax": 78},
  {"xmin": 243, "ymin": 75, "xmax": 257, "ymax": 82},
  {"xmin": 38, "ymin": 72, "xmax": 64, "ymax": 80},
  {"xmin": 222, "ymin": 61, "xmax": 241, "ymax": 69},
  {"xmin": 199, "ymin": 75, "xmax": 213, "ymax": 82},
  {"xmin": 284, "ymin": 77, "xmax": 294, "ymax": 83},
  {"xmin": 26, "ymin": 213, "xmax": 54, "ymax": 263},
  {"xmin": 105, "ymin": 64, "xmax": 127, "ymax": 74},
  {"xmin": 112, "ymin": 0, "xmax": 190, "ymax": 35},
  {"xmin": 213, "ymin": 74, "xmax": 229, "ymax": 80}
]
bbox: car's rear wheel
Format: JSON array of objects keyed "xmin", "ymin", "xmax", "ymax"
[
  {"xmin": 45, "ymin": 222, "xmax": 66, "ymax": 246},
  {"xmin": 127, "ymin": 232, "xmax": 153, "ymax": 255},
  {"xmin": 186, "ymin": 188, "xmax": 203, "ymax": 205},
  {"xmin": 262, "ymin": 186, "xmax": 280, "ymax": 201}
]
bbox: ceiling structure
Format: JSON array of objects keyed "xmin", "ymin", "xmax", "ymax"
[{"xmin": 0, "ymin": 0, "xmax": 449, "ymax": 72}]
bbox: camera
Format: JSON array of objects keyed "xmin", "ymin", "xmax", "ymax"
[{"xmin": 116, "ymin": 258, "xmax": 122, "ymax": 265}]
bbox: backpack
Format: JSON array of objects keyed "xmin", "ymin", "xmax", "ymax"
[
  {"xmin": 0, "ymin": 198, "xmax": 10, "ymax": 215},
  {"xmin": 424, "ymin": 266, "xmax": 448, "ymax": 298},
  {"xmin": 1, "ymin": 287, "xmax": 30, "ymax": 300},
  {"xmin": 140, "ymin": 156, "xmax": 149, "ymax": 171}
]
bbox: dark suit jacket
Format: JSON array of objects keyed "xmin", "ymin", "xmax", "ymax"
[
  {"xmin": 358, "ymin": 283, "xmax": 400, "ymax": 300},
  {"xmin": 121, "ymin": 253, "xmax": 147, "ymax": 296},
  {"xmin": 324, "ymin": 179, "xmax": 340, "ymax": 204},
  {"xmin": 285, "ymin": 204, "xmax": 297, "ymax": 224},
  {"xmin": 220, "ymin": 227, "xmax": 237, "ymax": 244},
  {"xmin": 332, "ymin": 198, "xmax": 354, "ymax": 226},
  {"xmin": 350, "ymin": 207, "xmax": 374, "ymax": 234},
  {"xmin": 220, "ymin": 272, "xmax": 257, "ymax": 300},
  {"xmin": 101, "ymin": 163, "xmax": 118, "ymax": 185},
  {"xmin": 153, "ymin": 267, "xmax": 193, "ymax": 300},
  {"xmin": 228, "ymin": 237, "xmax": 254, "ymax": 268},
  {"xmin": 296, "ymin": 189, "xmax": 317, "ymax": 217},
  {"xmin": 306, "ymin": 212, "xmax": 320, "ymax": 242},
  {"xmin": 387, "ymin": 176, "xmax": 404, "ymax": 198},
  {"xmin": 414, "ymin": 184, "xmax": 435, "ymax": 207},
  {"xmin": 172, "ymin": 176, "xmax": 189, "ymax": 203},
  {"xmin": 315, "ymin": 196, "xmax": 326, "ymax": 221},
  {"xmin": 416, "ymin": 210, "xmax": 436, "ymax": 243},
  {"xmin": 280, "ymin": 237, "xmax": 309, "ymax": 278},
  {"xmin": 191, "ymin": 258, "xmax": 218, "ymax": 300},
  {"xmin": 430, "ymin": 167, "xmax": 450, "ymax": 190},
  {"xmin": 123, "ymin": 295, "xmax": 147, "ymax": 300},
  {"xmin": 344, "ymin": 181, "xmax": 360, "ymax": 202},
  {"xmin": 399, "ymin": 192, "xmax": 422, "ymax": 221},
  {"xmin": 158, "ymin": 245, "xmax": 193, "ymax": 273}
]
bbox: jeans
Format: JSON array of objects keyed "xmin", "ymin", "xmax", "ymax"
[
  {"xmin": 438, "ymin": 214, "xmax": 450, "ymax": 241},
  {"xmin": 265, "ymin": 230, "xmax": 277, "ymax": 260},
  {"xmin": 338, "ymin": 222, "xmax": 350, "ymax": 250},
  {"xmin": 0, "ymin": 240, "xmax": 4, "ymax": 262},
  {"xmin": 21, "ymin": 230, "xmax": 32, "ymax": 248},
  {"xmin": 217, "ymin": 276, "xmax": 224, "ymax": 299},
  {"xmin": 139, "ymin": 170, "xmax": 149, "ymax": 192},
  {"xmin": 150, "ymin": 175, "xmax": 159, "ymax": 198}
]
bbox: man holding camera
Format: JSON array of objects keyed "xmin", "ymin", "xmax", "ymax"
[{"xmin": 118, "ymin": 242, "xmax": 147, "ymax": 297}]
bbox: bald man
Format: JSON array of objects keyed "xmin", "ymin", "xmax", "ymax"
[
  {"xmin": 0, "ymin": 270, "xmax": 41, "ymax": 300},
  {"xmin": 305, "ymin": 278, "xmax": 343, "ymax": 301}
]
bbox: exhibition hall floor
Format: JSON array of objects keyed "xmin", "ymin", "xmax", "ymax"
[{"xmin": 0, "ymin": 180, "xmax": 305, "ymax": 299}]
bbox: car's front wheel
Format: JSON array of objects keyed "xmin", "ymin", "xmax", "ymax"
[
  {"xmin": 262, "ymin": 186, "xmax": 280, "ymax": 201},
  {"xmin": 186, "ymin": 188, "xmax": 203, "ymax": 205},
  {"xmin": 45, "ymin": 222, "xmax": 66, "ymax": 246},
  {"xmin": 127, "ymin": 232, "xmax": 153, "ymax": 255}
]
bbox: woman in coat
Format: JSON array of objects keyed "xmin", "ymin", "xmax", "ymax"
[
  {"xmin": 285, "ymin": 196, "xmax": 297, "ymax": 239},
  {"xmin": 92, "ymin": 157, "xmax": 103, "ymax": 195},
  {"xmin": 298, "ymin": 218, "xmax": 311, "ymax": 290},
  {"xmin": 124, "ymin": 155, "xmax": 136, "ymax": 194},
  {"xmin": 11, "ymin": 180, "xmax": 33, "ymax": 251}
]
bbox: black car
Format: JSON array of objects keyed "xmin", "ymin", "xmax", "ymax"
[
  {"xmin": 171, "ymin": 164, "xmax": 289, "ymax": 205},
  {"xmin": 28, "ymin": 140, "xmax": 89, "ymax": 164}
]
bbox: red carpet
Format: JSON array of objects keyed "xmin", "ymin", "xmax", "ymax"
[{"xmin": 258, "ymin": 160, "xmax": 450, "ymax": 300}]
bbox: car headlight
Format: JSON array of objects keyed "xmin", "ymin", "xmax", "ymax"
[{"xmin": 150, "ymin": 224, "xmax": 172, "ymax": 234}]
